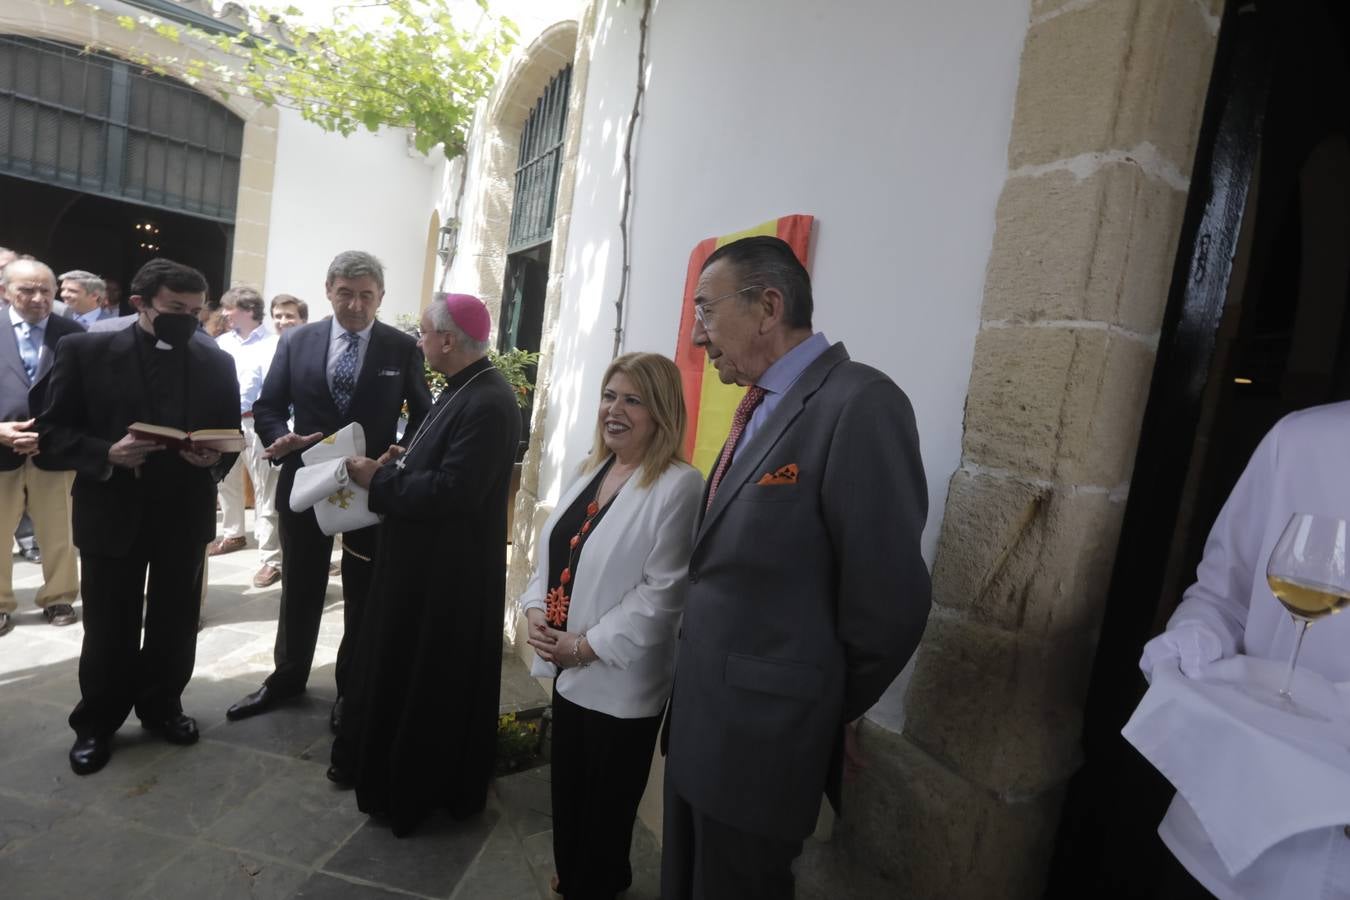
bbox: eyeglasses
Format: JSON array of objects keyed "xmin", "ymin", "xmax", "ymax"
[{"xmin": 693, "ymin": 284, "xmax": 762, "ymax": 327}]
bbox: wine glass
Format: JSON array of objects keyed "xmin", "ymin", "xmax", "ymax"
[{"xmin": 1263, "ymin": 512, "xmax": 1350, "ymax": 719}]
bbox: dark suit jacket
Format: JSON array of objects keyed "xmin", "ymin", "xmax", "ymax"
[
  {"xmin": 664, "ymin": 342, "xmax": 932, "ymax": 842},
  {"xmin": 35, "ymin": 327, "xmax": 240, "ymax": 556},
  {"xmin": 0, "ymin": 313, "xmax": 86, "ymax": 471},
  {"xmin": 253, "ymin": 318, "xmax": 432, "ymax": 473}
]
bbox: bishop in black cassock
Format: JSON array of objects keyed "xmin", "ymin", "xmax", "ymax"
[{"xmin": 331, "ymin": 293, "xmax": 520, "ymax": 836}]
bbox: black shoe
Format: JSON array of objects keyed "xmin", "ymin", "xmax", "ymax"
[
  {"xmin": 141, "ymin": 713, "xmax": 199, "ymax": 745},
  {"xmin": 20, "ymin": 546, "xmax": 40, "ymax": 563},
  {"xmin": 43, "ymin": 603, "xmax": 78, "ymax": 626},
  {"xmin": 329, "ymin": 696, "xmax": 344, "ymax": 735},
  {"xmin": 226, "ymin": 683, "xmax": 289, "ymax": 721},
  {"xmin": 326, "ymin": 764, "xmax": 355, "ymax": 788},
  {"xmin": 69, "ymin": 735, "xmax": 111, "ymax": 775},
  {"xmin": 0, "ymin": 612, "xmax": 12, "ymax": 637}
]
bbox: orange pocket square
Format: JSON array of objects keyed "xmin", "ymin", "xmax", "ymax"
[{"xmin": 756, "ymin": 464, "xmax": 799, "ymax": 485}]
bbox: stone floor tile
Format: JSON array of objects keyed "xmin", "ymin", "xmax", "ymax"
[
  {"xmin": 447, "ymin": 814, "xmax": 546, "ymax": 900},
  {"xmin": 323, "ymin": 807, "xmax": 500, "ymax": 898},
  {"xmin": 91, "ymin": 740, "xmax": 280, "ymax": 836},
  {"xmin": 0, "ymin": 727, "xmax": 177, "ymax": 811},
  {"xmin": 204, "ymin": 756, "xmax": 361, "ymax": 867},
  {"xmin": 0, "ymin": 807, "xmax": 188, "ymax": 899},
  {"xmin": 0, "ymin": 696, "xmax": 77, "ymax": 764},
  {"xmin": 292, "ymin": 873, "xmax": 416, "ymax": 899},
  {"xmin": 129, "ymin": 844, "xmax": 310, "ymax": 900},
  {"xmin": 495, "ymin": 766, "xmax": 553, "ymax": 841},
  {"xmin": 0, "ymin": 790, "xmax": 80, "ymax": 852},
  {"xmin": 203, "ymin": 698, "xmax": 334, "ymax": 758}
]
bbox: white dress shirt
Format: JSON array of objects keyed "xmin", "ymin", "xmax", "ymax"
[
  {"xmin": 217, "ymin": 323, "xmax": 276, "ymax": 415},
  {"xmin": 1145, "ymin": 401, "xmax": 1350, "ymax": 898}
]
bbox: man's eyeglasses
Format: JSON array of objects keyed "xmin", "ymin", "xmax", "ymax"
[{"xmin": 693, "ymin": 284, "xmax": 762, "ymax": 327}]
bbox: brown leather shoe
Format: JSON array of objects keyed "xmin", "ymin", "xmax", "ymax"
[
  {"xmin": 251, "ymin": 564, "xmax": 281, "ymax": 588},
  {"xmin": 208, "ymin": 536, "xmax": 247, "ymax": 556},
  {"xmin": 44, "ymin": 603, "xmax": 78, "ymax": 626}
]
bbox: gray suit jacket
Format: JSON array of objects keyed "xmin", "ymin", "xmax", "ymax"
[{"xmin": 664, "ymin": 341, "xmax": 932, "ymax": 842}]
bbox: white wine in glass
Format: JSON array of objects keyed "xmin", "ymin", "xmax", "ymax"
[{"xmin": 1264, "ymin": 512, "xmax": 1350, "ymax": 718}]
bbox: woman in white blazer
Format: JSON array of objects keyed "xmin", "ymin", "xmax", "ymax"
[{"xmin": 522, "ymin": 352, "xmax": 703, "ymax": 900}]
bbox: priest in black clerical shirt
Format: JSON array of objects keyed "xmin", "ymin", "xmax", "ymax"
[
  {"xmin": 37, "ymin": 258, "xmax": 240, "ymax": 776},
  {"xmin": 329, "ymin": 292, "xmax": 520, "ymax": 837}
]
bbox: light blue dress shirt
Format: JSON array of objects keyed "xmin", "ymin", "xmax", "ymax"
[
  {"xmin": 740, "ymin": 331, "xmax": 830, "ymax": 449},
  {"xmin": 9, "ymin": 306, "xmax": 49, "ymax": 383},
  {"xmin": 326, "ymin": 317, "xmax": 374, "ymax": 396}
]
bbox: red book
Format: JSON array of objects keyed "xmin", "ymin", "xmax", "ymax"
[{"xmin": 128, "ymin": 422, "xmax": 244, "ymax": 453}]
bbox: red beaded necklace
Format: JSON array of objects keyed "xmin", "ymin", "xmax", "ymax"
[{"xmin": 545, "ymin": 496, "xmax": 604, "ymax": 629}]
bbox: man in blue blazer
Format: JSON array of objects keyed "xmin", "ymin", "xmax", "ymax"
[
  {"xmin": 661, "ymin": 237, "xmax": 933, "ymax": 898},
  {"xmin": 0, "ymin": 258, "xmax": 84, "ymax": 637},
  {"xmin": 227, "ymin": 251, "xmax": 432, "ymax": 728}
]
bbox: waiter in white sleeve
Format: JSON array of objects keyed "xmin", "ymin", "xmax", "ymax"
[{"xmin": 1139, "ymin": 400, "xmax": 1350, "ymax": 898}]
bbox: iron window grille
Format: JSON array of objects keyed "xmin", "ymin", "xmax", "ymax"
[
  {"xmin": 506, "ymin": 64, "xmax": 572, "ymax": 254},
  {"xmin": 0, "ymin": 35, "xmax": 243, "ymax": 222}
]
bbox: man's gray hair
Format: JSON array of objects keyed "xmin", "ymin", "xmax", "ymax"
[
  {"xmin": 326, "ymin": 250, "xmax": 385, "ymax": 291},
  {"xmin": 1, "ymin": 257, "xmax": 55, "ymax": 288},
  {"xmin": 427, "ymin": 298, "xmax": 490, "ymax": 355},
  {"xmin": 58, "ymin": 269, "xmax": 106, "ymax": 296}
]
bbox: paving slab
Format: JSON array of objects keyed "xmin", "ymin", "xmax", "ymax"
[{"xmin": 0, "ymin": 525, "xmax": 662, "ymax": 900}]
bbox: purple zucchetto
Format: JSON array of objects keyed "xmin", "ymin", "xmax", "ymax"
[{"xmin": 441, "ymin": 292, "xmax": 491, "ymax": 342}]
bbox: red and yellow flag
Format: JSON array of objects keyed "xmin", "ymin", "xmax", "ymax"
[{"xmin": 673, "ymin": 214, "xmax": 814, "ymax": 474}]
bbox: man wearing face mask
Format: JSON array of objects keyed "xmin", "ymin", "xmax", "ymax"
[{"xmin": 37, "ymin": 258, "xmax": 240, "ymax": 776}]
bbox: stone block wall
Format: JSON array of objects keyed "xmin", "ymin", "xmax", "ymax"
[{"xmin": 826, "ymin": 2, "xmax": 1222, "ymax": 895}]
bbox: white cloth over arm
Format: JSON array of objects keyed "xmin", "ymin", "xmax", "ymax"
[{"xmin": 1139, "ymin": 401, "xmax": 1350, "ymax": 898}]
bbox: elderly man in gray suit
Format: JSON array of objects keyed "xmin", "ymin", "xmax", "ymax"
[{"xmin": 661, "ymin": 236, "xmax": 932, "ymax": 899}]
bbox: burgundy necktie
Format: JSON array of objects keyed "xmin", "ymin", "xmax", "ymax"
[{"xmin": 706, "ymin": 385, "xmax": 767, "ymax": 511}]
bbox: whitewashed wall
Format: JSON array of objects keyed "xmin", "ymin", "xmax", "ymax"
[
  {"xmin": 542, "ymin": 0, "xmax": 1029, "ymax": 569},
  {"xmin": 262, "ymin": 108, "xmax": 439, "ymax": 327}
]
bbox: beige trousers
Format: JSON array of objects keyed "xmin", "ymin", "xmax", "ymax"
[{"xmin": 0, "ymin": 459, "xmax": 78, "ymax": 612}]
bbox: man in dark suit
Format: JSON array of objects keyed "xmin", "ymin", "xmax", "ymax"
[
  {"xmin": 661, "ymin": 236, "xmax": 933, "ymax": 898},
  {"xmin": 58, "ymin": 269, "xmax": 117, "ymax": 329},
  {"xmin": 226, "ymin": 250, "xmax": 432, "ymax": 728},
  {"xmin": 0, "ymin": 258, "xmax": 85, "ymax": 637},
  {"xmin": 38, "ymin": 258, "xmax": 241, "ymax": 775}
]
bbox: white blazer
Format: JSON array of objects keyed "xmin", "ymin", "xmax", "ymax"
[{"xmin": 521, "ymin": 458, "xmax": 704, "ymax": 719}]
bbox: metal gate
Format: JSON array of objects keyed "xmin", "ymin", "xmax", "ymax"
[{"xmin": 0, "ymin": 35, "xmax": 243, "ymax": 222}]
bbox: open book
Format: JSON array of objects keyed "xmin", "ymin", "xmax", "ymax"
[{"xmin": 128, "ymin": 423, "xmax": 245, "ymax": 453}]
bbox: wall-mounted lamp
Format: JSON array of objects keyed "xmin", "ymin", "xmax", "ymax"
[{"xmin": 437, "ymin": 219, "xmax": 460, "ymax": 265}]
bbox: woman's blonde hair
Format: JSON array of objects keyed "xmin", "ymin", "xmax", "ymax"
[{"xmin": 583, "ymin": 352, "xmax": 687, "ymax": 487}]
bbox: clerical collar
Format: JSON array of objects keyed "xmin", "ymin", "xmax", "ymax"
[{"xmin": 441, "ymin": 355, "xmax": 492, "ymax": 392}]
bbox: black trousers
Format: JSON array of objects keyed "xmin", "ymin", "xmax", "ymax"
[
  {"xmin": 69, "ymin": 535, "xmax": 206, "ymax": 739},
  {"xmin": 266, "ymin": 464, "xmax": 374, "ymax": 696},
  {"xmin": 661, "ymin": 778, "xmax": 803, "ymax": 900},
  {"xmin": 551, "ymin": 690, "xmax": 661, "ymax": 900}
]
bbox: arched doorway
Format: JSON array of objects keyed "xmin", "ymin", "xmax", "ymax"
[
  {"xmin": 0, "ymin": 35, "xmax": 242, "ymax": 300},
  {"xmin": 1051, "ymin": 0, "xmax": 1350, "ymax": 894},
  {"xmin": 499, "ymin": 62, "xmax": 573, "ymax": 458}
]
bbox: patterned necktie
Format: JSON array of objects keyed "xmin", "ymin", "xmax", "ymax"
[
  {"xmin": 15, "ymin": 322, "xmax": 40, "ymax": 382},
  {"xmin": 331, "ymin": 331, "xmax": 360, "ymax": 416},
  {"xmin": 706, "ymin": 385, "xmax": 767, "ymax": 511}
]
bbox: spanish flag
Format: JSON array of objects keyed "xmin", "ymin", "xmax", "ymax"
[{"xmin": 674, "ymin": 214, "xmax": 814, "ymax": 474}]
